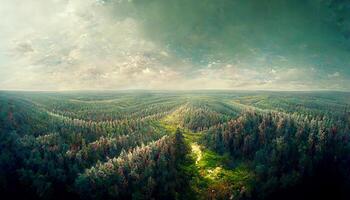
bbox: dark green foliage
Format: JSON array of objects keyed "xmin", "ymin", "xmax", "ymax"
[
  {"xmin": 0, "ymin": 91, "xmax": 349, "ymax": 199},
  {"xmin": 75, "ymin": 134, "xmax": 190, "ymax": 200},
  {"xmin": 203, "ymin": 109, "xmax": 350, "ymax": 199}
]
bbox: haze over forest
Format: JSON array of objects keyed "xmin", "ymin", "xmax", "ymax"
[
  {"xmin": 1, "ymin": 1, "xmax": 350, "ymax": 199},
  {"xmin": 1, "ymin": 0, "xmax": 350, "ymax": 91}
]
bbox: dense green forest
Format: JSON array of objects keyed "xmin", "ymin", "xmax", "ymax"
[{"xmin": 0, "ymin": 91, "xmax": 349, "ymax": 200}]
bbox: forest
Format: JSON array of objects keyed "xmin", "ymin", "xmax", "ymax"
[{"xmin": 0, "ymin": 90, "xmax": 349, "ymax": 200}]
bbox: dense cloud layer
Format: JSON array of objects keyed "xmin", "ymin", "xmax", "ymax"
[{"xmin": 0, "ymin": 0, "xmax": 349, "ymax": 90}]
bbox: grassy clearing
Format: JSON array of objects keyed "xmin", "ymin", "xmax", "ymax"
[
  {"xmin": 191, "ymin": 144, "xmax": 254, "ymax": 200},
  {"xmin": 160, "ymin": 111, "xmax": 254, "ymax": 200}
]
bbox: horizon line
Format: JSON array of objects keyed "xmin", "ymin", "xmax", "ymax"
[{"xmin": 0, "ymin": 88, "xmax": 349, "ymax": 93}]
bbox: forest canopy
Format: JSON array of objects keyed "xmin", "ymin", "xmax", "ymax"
[{"xmin": 0, "ymin": 91, "xmax": 349, "ymax": 199}]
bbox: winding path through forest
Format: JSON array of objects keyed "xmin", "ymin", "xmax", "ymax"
[{"xmin": 160, "ymin": 107, "xmax": 254, "ymax": 199}]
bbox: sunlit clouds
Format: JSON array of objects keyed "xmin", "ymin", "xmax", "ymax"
[{"xmin": 0, "ymin": 0, "xmax": 349, "ymax": 91}]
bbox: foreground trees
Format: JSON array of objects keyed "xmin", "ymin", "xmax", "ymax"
[
  {"xmin": 75, "ymin": 131, "xmax": 189, "ymax": 200},
  {"xmin": 203, "ymin": 110, "xmax": 350, "ymax": 198}
]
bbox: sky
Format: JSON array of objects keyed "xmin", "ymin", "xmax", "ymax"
[{"xmin": 0, "ymin": 0, "xmax": 349, "ymax": 91}]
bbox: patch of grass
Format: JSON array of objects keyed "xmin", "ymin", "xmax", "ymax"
[
  {"xmin": 160, "ymin": 112, "xmax": 254, "ymax": 199},
  {"xmin": 186, "ymin": 134, "xmax": 254, "ymax": 199},
  {"xmin": 184, "ymin": 131, "xmax": 202, "ymax": 142},
  {"xmin": 197, "ymin": 149, "xmax": 229, "ymax": 169}
]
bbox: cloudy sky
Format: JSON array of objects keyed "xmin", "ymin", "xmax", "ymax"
[{"xmin": 0, "ymin": 0, "xmax": 349, "ymax": 91}]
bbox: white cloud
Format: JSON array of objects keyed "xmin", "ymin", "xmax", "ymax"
[
  {"xmin": 0, "ymin": 0, "xmax": 349, "ymax": 91},
  {"xmin": 0, "ymin": 0, "xmax": 191, "ymax": 90},
  {"xmin": 328, "ymin": 72, "xmax": 340, "ymax": 78}
]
